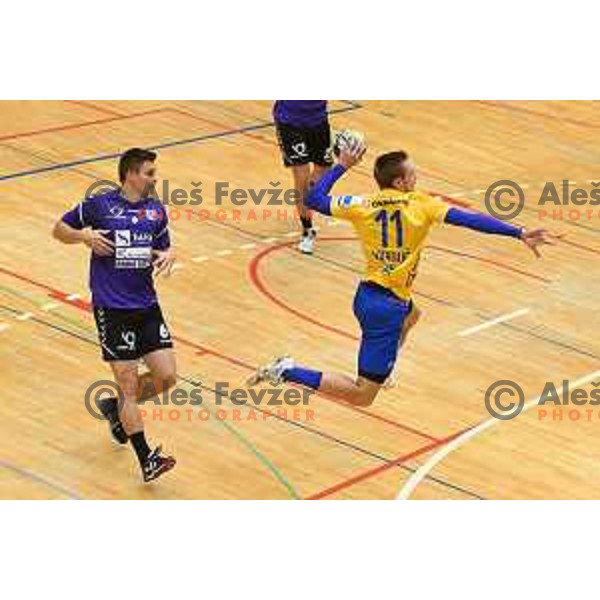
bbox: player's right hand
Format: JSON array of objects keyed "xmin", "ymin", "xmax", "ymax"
[
  {"xmin": 84, "ymin": 229, "xmax": 114, "ymax": 256},
  {"xmin": 519, "ymin": 227, "xmax": 564, "ymax": 258},
  {"xmin": 338, "ymin": 139, "xmax": 366, "ymax": 170}
]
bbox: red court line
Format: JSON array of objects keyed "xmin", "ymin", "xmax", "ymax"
[
  {"xmin": 0, "ymin": 107, "xmax": 168, "ymax": 143},
  {"xmin": 472, "ymin": 100, "xmax": 600, "ymax": 130},
  {"xmin": 248, "ymin": 238, "xmax": 552, "ymax": 340},
  {"xmin": 306, "ymin": 426, "xmax": 472, "ymax": 500},
  {"xmin": 63, "ymin": 100, "xmax": 126, "ymax": 118},
  {"xmin": 184, "ymin": 334, "xmax": 439, "ymax": 441},
  {"xmin": 0, "ymin": 265, "xmax": 439, "ymax": 441}
]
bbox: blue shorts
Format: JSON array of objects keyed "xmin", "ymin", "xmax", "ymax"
[{"xmin": 353, "ymin": 281, "xmax": 412, "ymax": 384}]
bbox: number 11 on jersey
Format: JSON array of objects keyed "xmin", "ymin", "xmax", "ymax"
[{"xmin": 375, "ymin": 209, "xmax": 403, "ymax": 248}]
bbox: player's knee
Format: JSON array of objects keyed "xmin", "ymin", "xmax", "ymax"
[
  {"xmin": 163, "ymin": 372, "xmax": 177, "ymax": 391},
  {"xmin": 351, "ymin": 376, "xmax": 383, "ymax": 406},
  {"xmin": 117, "ymin": 373, "xmax": 139, "ymax": 399}
]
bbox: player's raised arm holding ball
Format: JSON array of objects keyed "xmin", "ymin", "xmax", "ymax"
[
  {"xmin": 249, "ymin": 134, "xmax": 559, "ymax": 407},
  {"xmin": 52, "ymin": 148, "xmax": 177, "ymax": 483}
]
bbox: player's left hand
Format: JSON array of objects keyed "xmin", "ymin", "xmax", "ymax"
[
  {"xmin": 338, "ymin": 139, "xmax": 367, "ymax": 170},
  {"xmin": 520, "ymin": 228, "xmax": 564, "ymax": 258},
  {"xmin": 152, "ymin": 248, "xmax": 176, "ymax": 277}
]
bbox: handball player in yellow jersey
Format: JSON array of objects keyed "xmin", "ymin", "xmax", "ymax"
[{"xmin": 250, "ymin": 140, "xmax": 556, "ymax": 407}]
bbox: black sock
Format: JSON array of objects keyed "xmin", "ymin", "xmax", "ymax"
[
  {"xmin": 130, "ymin": 431, "xmax": 151, "ymax": 464},
  {"xmin": 97, "ymin": 396, "xmax": 119, "ymax": 422},
  {"xmin": 300, "ymin": 216, "xmax": 313, "ymax": 233}
]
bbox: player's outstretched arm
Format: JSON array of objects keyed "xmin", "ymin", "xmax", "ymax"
[
  {"xmin": 305, "ymin": 142, "xmax": 366, "ymax": 215},
  {"xmin": 444, "ymin": 207, "xmax": 561, "ymax": 258}
]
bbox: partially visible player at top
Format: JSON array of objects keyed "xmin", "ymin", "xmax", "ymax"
[
  {"xmin": 273, "ymin": 100, "xmax": 333, "ymax": 254},
  {"xmin": 250, "ymin": 140, "xmax": 558, "ymax": 407},
  {"xmin": 53, "ymin": 148, "xmax": 177, "ymax": 482}
]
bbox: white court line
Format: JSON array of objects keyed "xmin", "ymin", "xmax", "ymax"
[
  {"xmin": 192, "ymin": 256, "xmax": 209, "ymax": 263},
  {"xmin": 396, "ymin": 368, "xmax": 600, "ymax": 500},
  {"xmin": 216, "ymin": 249, "xmax": 233, "ymax": 257},
  {"xmin": 239, "ymin": 243, "xmax": 256, "ymax": 250},
  {"xmin": 16, "ymin": 312, "xmax": 33, "ymax": 321},
  {"xmin": 0, "ymin": 323, "xmax": 10, "ymax": 333},
  {"xmin": 41, "ymin": 302, "xmax": 59, "ymax": 311},
  {"xmin": 262, "ymin": 237, "xmax": 278, "ymax": 244},
  {"xmin": 283, "ymin": 232, "xmax": 299, "ymax": 238},
  {"xmin": 65, "ymin": 293, "xmax": 80, "ymax": 301},
  {"xmin": 171, "ymin": 263, "xmax": 184, "ymax": 271},
  {"xmin": 457, "ymin": 308, "xmax": 530, "ymax": 337}
]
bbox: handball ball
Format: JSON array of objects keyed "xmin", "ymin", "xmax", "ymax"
[{"xmin": 333, "ymin": 129, "xmax": 366, "ymax": 156}]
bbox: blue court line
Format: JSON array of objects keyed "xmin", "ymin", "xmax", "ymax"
[
  {"xmin": 0, "ymin": 104, "xmax": 361, "ymax": 183},
  {"xmin": 0, "ymin": 459, "xmax": 82, "ymax": 500}
]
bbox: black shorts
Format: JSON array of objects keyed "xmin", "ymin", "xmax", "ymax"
[
  {"xmin": 275, "ymin": 120, "xmax": 334, "ymax": 167},
  {"xmin": 93, "ymin": 304, "xmax": 173, "ymax": 362}
]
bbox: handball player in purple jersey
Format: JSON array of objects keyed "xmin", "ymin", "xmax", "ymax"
[{"xmin": 53, "ymin": 148, "xmax": 177, "ymax": 482}]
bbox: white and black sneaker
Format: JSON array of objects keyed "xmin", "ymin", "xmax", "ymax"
[
  {"xmin": 96, "ymin": 397, "xmax": 128, "ymax": 445},
  {"xmin": 298, "ymin": 228, "xmax": 317, "ymax": 254},
  {"xmin": 142, "ymin": 446, "xmax": 176, "ymax": 483},
  {"xmin": 246, "ymin": 356, "xmax": 295, "ymax": 387}
]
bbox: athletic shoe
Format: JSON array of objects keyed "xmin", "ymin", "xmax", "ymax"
[
  {"xmin": 96, "ymin": 397, "xmax": 128, "ymax": 445},
  {"xmin": 298, "ymin": 229, "xmax": 317, "ymax": 254},
  {"xmin": 142, "ymin": 446, "xmax": 176, "ymax": 482},
  {"xmin": 246, "ymin": 356, "xmax": 295, "ymax": 387}
]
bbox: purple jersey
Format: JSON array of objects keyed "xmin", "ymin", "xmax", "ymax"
[
  {"xmin": 61, "ymin": 190, "xmax": 170, "ymax": 309},
  {"xmin": 273, "ymin": 100, "xmax": 328, "ymax": 128}
]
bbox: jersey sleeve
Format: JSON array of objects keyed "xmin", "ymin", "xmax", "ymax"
[
  {"xmin": 330, "ymin": 194, "xmax": 366, "ymax": 221},
  {"xmin": 421, "ymin": 193, "xmax": 450, "ymax": 225},
  {"xmin": 61, "ymin": 196, "xmax": 96, "ymax": 229}
]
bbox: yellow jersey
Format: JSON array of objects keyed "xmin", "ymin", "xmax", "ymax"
[{"xmin": 330, "ymin": 188, "xmax": 450, "ymax": 300}]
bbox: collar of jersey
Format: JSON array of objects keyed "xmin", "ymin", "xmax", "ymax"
[
  {"xmin": 378, "ymin": 188, "xmax": 416, "ymax": 197},
  {"xmin": 115, "ymin": 190, "xmax": 154, "ymax": 206}
]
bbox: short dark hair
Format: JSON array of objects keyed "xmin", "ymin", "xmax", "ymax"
[
  {"xmin": 118, "ymin": 148, "xmax": 157, "ymax": 183},
  {"xmin": 373, "ymin": 151, "xmax": 410, "ymax": 189}
]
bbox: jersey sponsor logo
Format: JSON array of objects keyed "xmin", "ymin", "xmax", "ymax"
[
  {"xmin": 334, "ymin": 195, "xmax": 362, "ymax": 209},
  {"xmin": 371, "ymin": 198, "xmax": 409, "ymax": 208},
  {"xmin": 133, "ymin": 232, "xmax": 153, "ymax": 243},
  {"xmin": 115, "ymin": 230, "xmax": 131, "ymax": 247},
  {"xmin": 116, "ymin": 247, "xmax": 152, "ymax": 259},
  {"xmin": 143, "ymin": 208, "xmax": 162, "ymax": 221}
]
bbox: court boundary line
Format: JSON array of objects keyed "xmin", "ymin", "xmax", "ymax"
[
  {"xmin": 0, "ymin": 294, "xmax": 481, "ymax": 500},
  {"xmin": 0, "ymin": 458, "xmax": 82, "ymax": 500},
  {"xmin": 472, "ymin": 100, "xmax": 600, "ymax": 130},
  {"xmin": 0, "ymin": 270, "xmax": 484, "ymax": 499},
  {"xmin": 0, "ymin": 299, "xmax": 301, "ymax": 499},
  {"xmin": 0, "ymin": 107, "xmax": 168, "ymax": 144},
  {"xmin": 306, "ymin": 426, "xmax": 472, "ymax": 500},
  {"xmin": 0, "ymin": 103, "xmax": 361, "ymax": 182},
  {"xmin": 248, "ymin": 237, "xmax": 552, "ymax": 343},
  {"xmin": 396, "ymin": 368, "xmax": 600, "ymax": 500}
]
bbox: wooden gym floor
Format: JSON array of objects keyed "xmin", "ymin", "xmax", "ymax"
[{"xmin": 1, "ymin": 100, "xmax": 599, "ymax": 499}]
